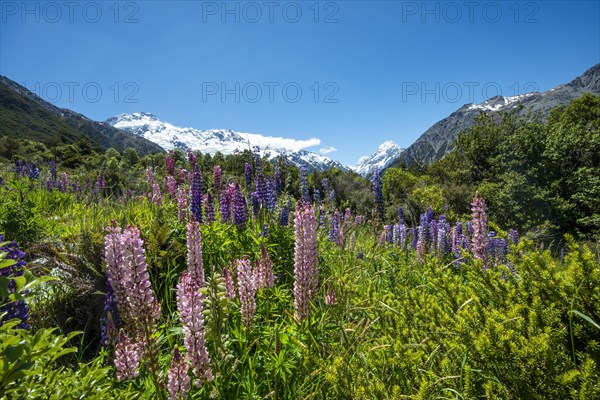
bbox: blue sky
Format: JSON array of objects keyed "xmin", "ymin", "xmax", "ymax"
[{"xmin": 1, "ymin": 1, "xmax": 599, "ymax": 165}]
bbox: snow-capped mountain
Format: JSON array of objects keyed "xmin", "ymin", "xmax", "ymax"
[
  {"xmin": 351, "ymin": 141, "xmax": 404, "ymax": 177},
  {"xmin": 105, "ymin": 113, "xmax": 347, "ymax": 172}
]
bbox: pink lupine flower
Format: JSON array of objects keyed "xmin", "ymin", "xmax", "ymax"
[
  {"xmin": 145, "ymin": 167, "xmax": 154, "ymax": 186},
  {"xmin": 222, "ymin": 266, "xmax": 236, "ymax": 299},
  {"xmin": 471, "ymin": 193, "xmax": 489, "ymax": 268},
  {"xmin": 114, "ymin": 331, "xmax": 142, "ymax": 381},
  {"xmin": 237, "ymin": 256, "xmax": 256, "ymax": 328},
  {"xmin": 177, "ymin": 272, "xmax": 213, "ymax": 385},
  {"xmin": 293, "ymin": 202, "xmax": 318, "ymax": 322},
  {"xmin": 178, "ymin": 188, "xmax": 188, "ymax": 223},
  {"xmin": 177, "ymin": 168, "xmax": 187, "ymax": 185},
  {"xmin": 152, "ymin": 183, "xmax": 163, "ymax": 206},
  {"xmin": 104, "ymin": 226, "xmax": 161, "ymax": 340},
  {"xmin": 186, "ymin": 220, "xmax": 205, "ymax": 287},
  {"xmin": 166, "ymin": 175, "xmax": 177, "ymax": 198},
  {"xmin": 168, "ymin": 347, "xmax": 191, "ymax": 400}
]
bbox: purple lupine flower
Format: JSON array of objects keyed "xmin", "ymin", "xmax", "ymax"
[
  {"xmin": 319, "ymin": 205, "xmax": 327, "ymax": 228},
  {"xmin": 167, "ymin": 347, "xmax": 190, "ymax": 400},
  {"xmin": 151, "ymin": 183, "xmax": 163, "ymax": 206},
  {"xmin": 0, "ymin": 237, "xmax": 29, "ymax": 329},
  {"xmin": 322, "ymin": 178, "xmax": 329, "ymax": 194},
  {"xmin": 145, "ymin": 167, "xmax": 154, "ymax": 187},
  {"xmin": 418, "ymin": 213, "xmax": 428, "ymax": 251},
  {"xmin": 178, "ymin": 188, "xmax": 188, "ymax": 223},
  {"xmin": 393, "ymin": 224, "xmax": 401, "ymax": 246},
  {"xmin": 372, "ymin": 169, "xmax": 384, "ymax": 218},
  {"xmin": 274, "ymin": 166, "xmax": 282, "ymax": 194},
  {"xmin": 508, "ymin": 229, "xmax": 519, "ymax": 245},
  {"xmin": 177, "ymin": 272, "xmax": 213, "ymax": 386},
  {"xmin": 213, "ymin": 165, "xmax": 222, "ymax": 195},
  {"xmin": 222, "ymin": 266, "xmax": 236, "ymax": 299},
  {"xmin": 471, "ymin": 193, "xmax": 489, "ymax": 268},
  {"xmin": 437, "ymin": 217, "xmax": 449, "ymax": 257},
  {"xmin": 100, "ymin": 279, "xmax": 121, "ymax": 347},
  {"xmin": 187, "ymin": 219, "xmax": 205, "ymax": 287},
  {"xmin": 232, "ymin": 183, "xmax": 248, "ymax": 227},
  {"xmin": 495, "ymin": 238, "xmax": 508, "ymax": 265},
  {"xmin": 114, "ymin": 331, "xmax": 142, "ymax": 381},
  {"xmin": 293, "ymin": 202, "xmax": 318, "ymax": 322},
  {"xmin": 166, "ymin": 176, "xmax": 177, "ymax": 198},
  {"xmin": 265, "ymin": 179, "xmax": 276, "ymax": 211},
  {"xmin": 237, "ymin": 256, "xmax": 256, "ymax": 328},
  {"xmin": 49, "ymin": 161, "xmax": 57, "ymax": 182},
  {"xmin": 204, "ymin": 193, "xmax": 215, "ymax": 224},
  {"xmin": 279, "ymin": 200, "xmax": 290, "ymax": 226},
  {"xmin": 426, "ymin": 207, "xmax": 435, "ymax": 223},
  {"xmin": 187, "ymin": 149, "xmax": 197, "ymax": 169},
  {"xmin": 411, "ymin": 227, "xmax": 418, "ymax": 249},
  {"xmin": 27, "ymin": 163, "xmax": 40, "ymax": 179},
  {"xmin": 166, "ymin": 151, "xmax": 176, "ymax": 176},
  {"xmin": 244, "ymin": 163, "xmax": 253, "ymax": 188},
  {"xmin": 255, "ymin": 172, "xmax": 266, "ymax": 205},
  {"xmin": 325, "ymin": 287, "xmax": 337, "ymax": 305},
  {"xmin": 452, "ymin": 222, "xmax": 463, "ymax": 253},
  {"xmin": 13, "ymin": 160, "xmax": 23, "ymax": 178},
  {"xmin": 328, "ymin": 210, "xmax": 340, "ymax": 242},
  {"xmin": 428, "ymin": 219, "xmax": 438, "ymax": 249},
  {"xmin": 190, "ymin": 165, "xmax": 203, "ymax": 223},
  {"xmin": 178, "ymin": 168, "xmax": 187, "ymax": 186},
  {"xmin": 299, "ymin": 166, "xmax": 310, "ymax": 203},
  {"xmin": 220, "ymin": 184, "xmax": 234, "ymax": 223},
  {"xmin": 251, "ymin": 191, "xmax": 261, "ymax": 217},
  {"xmin": 104, "ymin": 226, "xmax": 161, "ymax": 340},
  {"xmin": 386, "ymin": 224, "xmax": 394, "ymax": 244},
  {"xmin": 354, "ymin": 215, "xmax": 363, "ymax": 226},
  {"xmin": 60, "ymin": 172, "xmax": 69, "ymax": 192},
  {"xmin": 98, "ymin": 162, "xmax": 106, "ymax": 191},
  {"xmin": 465, "ymin": 221, "xmax": 474, "ymax": 236}
]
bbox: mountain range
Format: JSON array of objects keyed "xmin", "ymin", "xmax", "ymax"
[
  {"xmin": 106, "ymin": 113, "xmax": 347, "ymax": 172},
  {"xmin": 392, "ymin": 63, "xmax": 600, "ymax": 167},
  {"xmin": 0, "ymin": 76, "xmax": 164, "ymax": 156}
]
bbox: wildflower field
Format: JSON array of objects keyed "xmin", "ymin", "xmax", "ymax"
[{"xmin": 1, "ymin": 96, "xmax": 599, "ymax": 399}]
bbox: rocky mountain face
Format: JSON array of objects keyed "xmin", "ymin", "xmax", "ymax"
[
  {"xmin": 351, "ymin": 141, "xmax": 404, "ymax": 177},
  {"xmin": 106, "ymin": 113, "xmax": 347, "ymax": 172},
  {"xmin": 0, "ymin": 76, "xmax": 164, "ymax": 156},
  {"xmin": 393, "ymin": 63, "xmax": 600, "ymax": 167}
]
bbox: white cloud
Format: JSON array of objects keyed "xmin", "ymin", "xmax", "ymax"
[
  {"xmin": 242, "ymin": 133, "xmax": 321, "ymax": 152},
  {"xmin": 319, "ymin": 146, "xmax": 338, "ymax": 154}
]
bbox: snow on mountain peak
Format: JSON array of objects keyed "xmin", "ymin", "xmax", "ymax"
[
  {"xmin": 352, "ymin": 140, "xmax": 404, "ymax": 177},
  {"xmin": 106, "ymin": 113, "xmax": 346, "ymax": 172}
]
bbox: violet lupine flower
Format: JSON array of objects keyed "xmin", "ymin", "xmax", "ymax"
[
  {"xmin": 274, "ymin": 166, "xmax": 282, "ymax": 194},
  {"xmin": 187, "ymin": 149, "xmax": 197, "ymax": 169},
  {"xmin": 100, "ymin": 279, "xmax": 121, "ymax": 347},
  {"xmin": 299, "ymin": 166, "xmax": 310, "ymax": 203},
  {"xmin": 392, "ymin": 224, "xmax": 401, "ymax": 246},
  {"xmin": 220, "ymin": 184, "xmax": 234, "ymax": 223},
  {"xmin": 354, "ymin": 215, "xmax": 363, "ymax": 226},
  {"xmin": 13, "ymin": 160, "xmax": 23, "ymax": 178},
  {"xmin": 232, "ymin": 183, "xmax": 248, "ymax": 227},
  {"xmin": 255, "ymin": 172, "xmax": 267, "ymax": 204},
  {"xmin": 244, "ymin": 163, "xmax": 253, "ymax": 188},
  {"xmin": 426, "ymin": 207, "xmax": 435, "ymax": 223},
  {"xmin": 437, "ymin": 217, "xmax": 449, "ymax": 257},
  {"xmin": 372, "ymin": 169, "xmax": 384, "ymax": 218},
  {"xmin": 328, "ymin": 210, "xmax": 340, "ymax": 242},
  {"xmin": 222, "ymin": 266, "xmax": 236, "ymax": 299},
  {"xmin": 151, "ymin": 183, "xmax": 163, "ymax": 206},
  {"xmin": 418, "ymin": 213, "xmax": 428, "ymax": 250},
  {"xmin": 166, "ymin": 176, "xmax": 177, "ymax": 198},
  {"xmin": 325, "ymin": 287, "xmax": 337, "ymax": 305},
  {"xmin": 187, "ymin": 219, "xmax": 205, "ymax": 287},
  {"xmin": 177, "ymin": 271, "xmax": 213, "ymax": 385},
  {"xmin": 166, "ymin": 151, "xmax": 176, "ymax": 176},
  {"xmin": 508, "ymin": 229, "xmax": 519, "ymax": 245},
  {"xmin": 114, "ymin": 331, "xmax": 143, "ymax": 381},
  {"xmin": 178, "ymin": 188, "xmax": 188, "ymax": 223},
  {"xmin": 178, "ymin": 168, "xmax": 187, "ymax": 186},
  {"xmin": 279, "ymin": 200, "xmax": 290, "ymax": 226},
  {"xmin": 204, "ymin": 193, "xmax": 215, "ymax": 224},
  {"xmin": 411, "ymin": 227, "xmax": 418, "ymax": 249},
  {"xmin": 190, "ymin": 165, "xmax": 203, "ymax": 223},
  {"xmin": 28, "ymin": 163, "xmax": 40, "ymax": 179},
  {"xmin": 293, "ymin": 202, "xmax": 318, "ymax": 322},
  {"xmin": 98, "ymin": 162, "xmax": 106, "ymax": 191},
  {"xmin": 319, "ymin": 206, "xmax": 327, "ymax": 228},
  {"xmin": 495, "ymin": 238, "xmax": 508, "ymax": 264},
  {"xmin": 452, "ymin": 222, "xmax": 463, "ymax": 254},
  {"xmin": 471, "ymin": 193, "xmax": 489, "ymax": 268},
  {"xmin": 428, "ymin": 219, "xmax": 438, "ymax": 249},
  {"xmin": 237, "ymin": 256, "xmax": 256, "ymax": 328},
  {"xmin": 265, "ymin": 179, "xmax": 276, "ymax": 211},
  {"xmin": 104, "ymin": 226, "xmax": 161, "ymax": 339},
  {"xmin": 168, "ymin": 347, "xmax": 191, "ymax": 400},
  {"xmin": 145, "ymin": 167, "xmax": 154, "ymax": 187},
  {"xmin": 213, "ymin": 165, "xmax": 222, "ymax": 194},
  {"xmin": 251, "ymin": 191, "xmax": 261, "ymax": 217},
  {"xmin": 386, "ymin": 224, "xmax": 394, "ymax": 244},
  {"xmin": 0, "ymin": 237, "xmax": 29, "ymax": 329}
]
